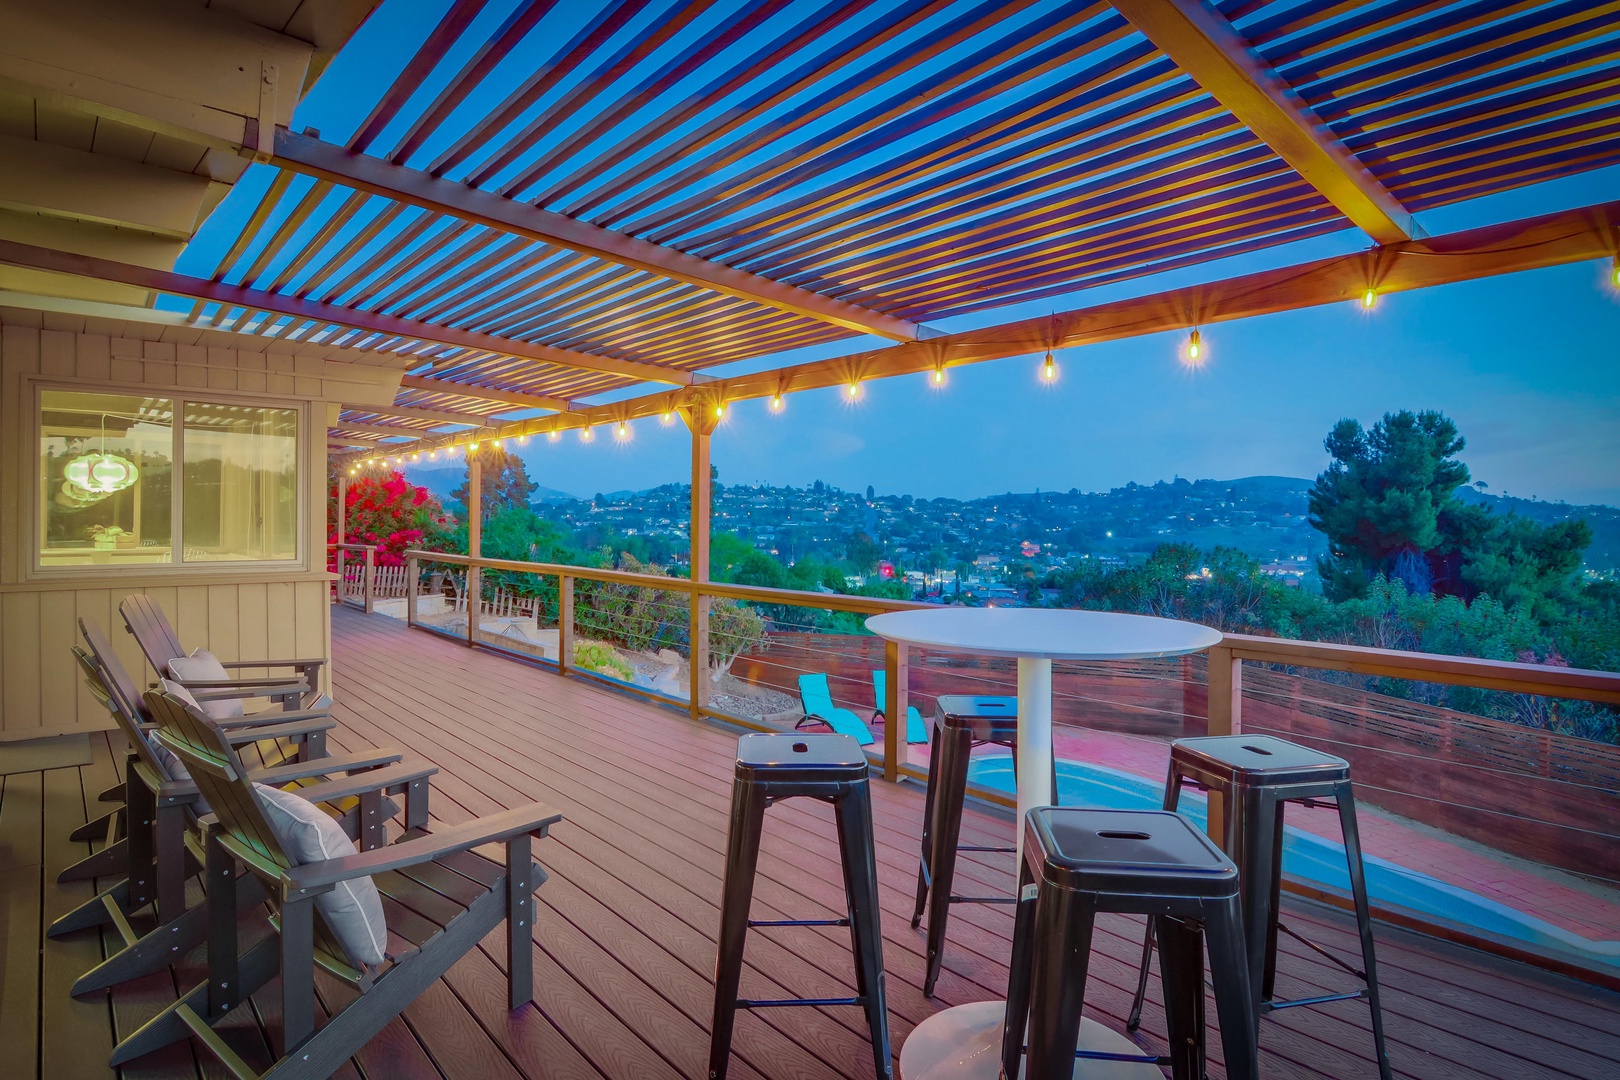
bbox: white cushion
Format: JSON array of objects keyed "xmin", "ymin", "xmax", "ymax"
[
  {"xmin": 253, "ymin": 782, "xmax": 388, "ymax": 966},
  {"xmin": 167, "ymin": 648, "xmax": 245, "ymax": 720}
]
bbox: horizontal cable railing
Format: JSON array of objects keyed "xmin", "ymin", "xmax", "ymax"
[{"xmin": 347, "ymin": 548, "xmax": 1620, "ymax": 984}]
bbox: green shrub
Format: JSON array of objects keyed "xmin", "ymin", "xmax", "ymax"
[{"xmin": 574, "ymin": 641, "xmax": 635, "ymax": 683}]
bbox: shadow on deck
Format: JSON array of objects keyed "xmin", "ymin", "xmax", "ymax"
[{"xmin": 5, "ymin": 604, "xmax": 1619, "ymax": 1079}]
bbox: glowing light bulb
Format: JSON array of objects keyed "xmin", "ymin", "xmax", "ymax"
[
  {"xmin": 348, "ymin": 467, "xmax": 357, "ymax": 475},
  {"xmin": 469, "ymin": 441, "xmax": 479, "ymax": 452},
  {"xmin": 1186, "ymin": 330, "xmax": 1203, "ymax": 364},
  {"xmin": 491, "ymin": 438, "xmax": 502, "ymax": 448},
  {"xmin": 428, "ymin": 450, "xmax": 438, "ymax": 461},
  {"xmin": 1612, "ymin": 255, "xmax": 1619, "ymax": 289},
  {"xmin": 1361, "ymin": 289, "xmax": 1377, "ymax": 310},
  {"xmin": 409, "ymin": 453, "xmax": 419, "ymax": 462},
  {"xmin": 769, "ymin": 393, "xmax": 784, "ymax": 413},
  {"xmin": 580, "ymin": 427, "xmax": 594, "ymax": 442},
  {"xmin": 548, "ymin": 430, "xmax": 560, "ymax": 442},
  {"xmin": 517, "ymin": 434, "xmax": 528, "ymax": 445},
  {"xmin": 931, "ymin": 366, "xmax": 946, "ymax": 387},
  {"xmin": 714, "ymin": 401, "xmax": 725, "ymax": 419},
  {"xmin": 661, "ymin": 410, "xmax": 674, "ymax": 425},
  {"xmin": 1040, "ymin": 351, "xmax": 1057, "ymax": 382},
  {"xmin": 616, "ymin": 420, "xmax": 630, "ymax": 441},
  {"xmin": 846, "ymin": 381, "xmax": 860, "ymax": 399}
]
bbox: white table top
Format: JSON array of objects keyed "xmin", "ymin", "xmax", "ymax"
[{"xmin": 865, "ymin": 607, "xmax": 1222, "ymax": 661}]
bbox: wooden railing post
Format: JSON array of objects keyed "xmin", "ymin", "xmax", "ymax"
[
  {"xmin": 334, "ymin": 545, "xmax": 346, "ymax": 604},
  {"xmin": 362, "ymin": 546, "xmax": 376, "ymax": 615},
  {"xmin": 557, "ymin": 575, "xmax": 574, "ymax": 675},
  {"xmin": 681, "ymin": 401, "xmax": 717, "ymax": 720},
  {"xmin": 405, "ymin": 554, "xmax": 419, "ymax": 627},
  {"xmin": 1204, "ymin": 644, "xmax": 1242, "ymax": 843},
  {"xmin": 883, "ymin": 639, "xmax": 908, "ymax": 782}
]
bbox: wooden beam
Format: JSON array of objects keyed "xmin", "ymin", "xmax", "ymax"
[
  {"xmin": 270, "ymin": 127, "xmax": 925, "ymax": 342},
  {"xmin": 342, "ymin": 403, "xmax": 488, "ymax": 427},
  {"xmin": 333, "ymin": 199, "xmax": 1620, "ymax": 459},
  {"xmin": 0, "ymin": 0, "xmax": 312, "ymax": 151},
  {"xmin": 396, "ymin": 374, "xmax": 572, "ymax": 412},
  {"xmin": 329, "ymin": 420, "xmax": 446, "ymax": 440},
  {"xmin": 0, "ymin": 133, "xmax": 217, "ymax": 239},
  {"xmin": 1111, "ymin": 0, "xmax": 1419, "ymax": 243},
  {"xmin": 0, "ymin": 237, "xmax": 693, "ymax": 386}
]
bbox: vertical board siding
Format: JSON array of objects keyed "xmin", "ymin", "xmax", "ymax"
[{"xmin": 0, "ymin": 316, "xmax": 389, "ymax": 734}]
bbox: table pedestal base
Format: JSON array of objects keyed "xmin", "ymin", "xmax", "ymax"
[{"xmin": 899, "ymin": 1000, "xmax": 1161, "ymax": 1080}]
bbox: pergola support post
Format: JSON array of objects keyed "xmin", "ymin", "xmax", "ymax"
[
  {"xmin": 466, "ymin": 451, "xmax": 481, "ymax": 647},
  {"xmin": 334, "ymin": 470, "xmax": 347, "ymax": 605},
  {"xmin": 883, "ymin": 640, "xmax": 908, "ymax": 782},
  {"xmin": 682, "ymin": 403, "xmax": 719, "ymax": 720}
]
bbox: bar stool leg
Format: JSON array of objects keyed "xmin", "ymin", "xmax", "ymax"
[
  {"xmin": 1127, "ymin": 762, "xmax": 1188, "ymax": 1031},
  {"xmin": 1261, "ymin": 799, "xmax": 1286, "ymax": 1003},
  {"xmin": 923, "ymin": 725, "xmax": 971, "ymax": 996},
  {"xmin": 1025, "ymin": 885, "xmax": 1095, "ymax": 1080},
  {"xmin": 1000, "ymin": 860, "xmax": 1038, "ymax": 1080},
  {"xmin": 1234, "ymin": 786, "xmax": 1279, "ymax": 1021},
  {"xmin": 1203, "ymin": 894, "xmax": 1261, "ymax": 1080},
  {"xmin": 1336, "ymin": 784, "xmax": 1394, "ymax": 1080},
  {"xmin": 834, "ymin": 780, "xmax": 893, "ymax": 1079},
  {"xmin": 911, "ymin": 720, "xmax": 944, "ymax": 928},
  {"xmin": 708, "ymin": 781, "xmax": 767, "ymax": 1080},
  {"xmin": 1155, "ymin": 914, "xmax": 1207, "ymax": 1080}
]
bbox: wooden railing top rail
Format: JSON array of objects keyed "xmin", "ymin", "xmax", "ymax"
[
  {"xmin": 403, "ymin": 549, "xmax": 933, "ymax": 617},
  {"xmin": 334, "ymin": 543, "xmax": 375, "ymax": 553},
  {"xmin": 1220, "ymin": 633, "xmax": 1620, "ymax": 706}
]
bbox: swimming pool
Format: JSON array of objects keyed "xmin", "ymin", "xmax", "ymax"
[{"xmin": 968, "ymin": 755, "xmax": 1619, "ymax": 974}]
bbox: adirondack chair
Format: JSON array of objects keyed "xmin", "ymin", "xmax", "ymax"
[
  {"xmin": 120, "ymin": 593, "xmax": 328, "ymax": 711},
  {"xmin": 794, "ymin": 672, "xmax": 876, "ymax": 745},
  {"xmin": 111, "ymin": 688, "xmax": 562, "ymax": 1077},
  {"xmin": 54, "ymin": 619, "xmax": 430, "ymax": 999},
  {"xmin": 870, "ymin": 669, "xmax": 929, "ymax": 744}
]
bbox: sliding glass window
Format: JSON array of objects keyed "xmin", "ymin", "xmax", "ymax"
[{"xmin": 38, "ymin": 388, "xmax": 301, "ymax": 570}]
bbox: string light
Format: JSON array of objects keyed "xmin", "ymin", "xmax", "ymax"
[
  {"xmin": 769, "ymin": 393, "xmax": 784, "ymax": 413},
  {"xmin": 517, "ymin": 434, "xmax": 528, "ymax": 445},
  {"xmin": 428, "ymin": 450, "xmax": 438, "ymax": 461},
  {"xmin": 713, "ymin": 401, "xmax": 726, "ymax": 420},
  {"xmin": 1040, "ymin": 350, "xmax": 1057, "ymax": 383},
  {"xmin": 580, "ymin": 426, "xmax": 594, "ymax": 442},
  {"xmin": 491, "ymin": 438, "xmax": 502, "ymax": 448},
  {"xmin": 1612, "ymin": 255, "xmax": 1619, "ymax": 289},
  {"xmin": 846, "ymin": 381, "xmax": 860, "ymax": 399},
  {"xmin": 1361, "ymin": 288, "xmax": 1377, "ymax": 310},
  {"xmin": 661, "ymin": 409, "xmax": 675, "ymax": 425},
  {"xmin": 348, "ymin": 466, "xmax": 357, "ymax": 475},
  {"xmin": 469, "ymin": 440, "xmax": 479, "ymax": 452},
  {"xmin": 931, "ymin": 365, "xmax": 946, "ymax": 387},
  {"xmin": 547, "ymin": 429, "xmax": 560, "ymax": 442},
  {"xmin": 409, "ymin": 452, "xmax": 418, "ymax": 462},
  {"xmin": 615, "ymin": 420, "xmax": 630, "ymax": 441},
  {"xmin": 1185, "ymin": 329, "xmax": 1204, "ymax": 365}
]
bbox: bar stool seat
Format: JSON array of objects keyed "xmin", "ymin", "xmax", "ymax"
[
  {"xmin": 1002, "ymin": 808, "xmax": 1259, "ymax": 1080},
  {"xmin": 1127, "ymin": 734, "xmax": 1393, "ymax": 1080},
  {"xmin": 710, "ymin": 733, "xmax": 891, "ymax": 1080},
  {"xmin": 914, "ymin": 695, "xmax": 1045, "ymax": 996}
]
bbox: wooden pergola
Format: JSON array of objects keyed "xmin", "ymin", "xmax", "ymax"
[{"xmin": 3, "ymin": 0, "xmax": 1618, "ymax": 680}]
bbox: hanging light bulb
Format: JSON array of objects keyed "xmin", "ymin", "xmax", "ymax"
[
  {"xmin": 616, "ymin": 420, "xmax": 630, "ymax": 441},
  {"xmin": 769, "ymin": 393, "xmax": 784, "ymax": 413},
  {"xmin": 491, "ymin": 438, "xmax": 502, "ymax": 449},
  {"xmin": 661, "ymin": 409, "xmax": 675, "ymax": 425},
  {"xmin": 713, "ymin": 401, "xmax": 726, "ymax": 419},
  {"xmin": 517, "ymin": 434, "xmax": 528, "ymax": 445},
  {"xmin": 469, "ymin": 440, "xmax": 479, "ymax": 452},
  {"xmin": 1612, "ymin": 254, "xmax": 1619, "ymax": 289},
  {"xmin": 1040, "ymin": 350, "xmax": 1057, "ymax": 382},
  {"xmin": 548, "ymin": 429, "xmax": 561, "ymax": 442},
  {"xmin": 1361, "ymin": 288, "xmax": 1377, "ymax": 310},
  {"xmin": 409, "ymin": 452, "xmax": 419, "ymax": 462},
  {"xmin": 1185, "ymin": 329, "xmax": 1203, "ymax": 365},
  {"xmin": 580, "ymin": 426, "xmax": 594, "ymax": 442},
  {"xmin": 931, "ymin": 365, "xmax": 946, "ymax": 387},
  {"xmin": 428, "ymin": 450, "xmax": 438, "ymax": 461},
  {"xmin": 847, "ymin": 380, "xmax": 861, "ymax": 399},
  {"xmin": 348, "ymin": 466, "xmax": 357, "ymax": 475}
]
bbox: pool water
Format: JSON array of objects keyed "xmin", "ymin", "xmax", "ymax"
[{"xmin": 968, "ymin": 755, "xmax": 1619, "ymax": 974}]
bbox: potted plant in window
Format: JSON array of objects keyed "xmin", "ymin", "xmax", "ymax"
[{"xmin": 89, "ymin": 524, "xmax": 126, "ymax": 550}]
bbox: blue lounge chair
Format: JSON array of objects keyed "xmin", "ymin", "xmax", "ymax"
[
  {"xmin": 871, "ymin": 669, "xmax": 929, "ymax": 744},
  {"xmin": 795, "ymin": 673, "xmax": 875, "ymax": 745}
]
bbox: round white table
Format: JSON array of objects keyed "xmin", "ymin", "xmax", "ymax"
[{"xmin": 864, "ymin": 608, "xmax": 1223, "ymax": 1079}]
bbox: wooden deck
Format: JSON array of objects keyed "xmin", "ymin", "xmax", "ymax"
[{"xmin": 6, "ymin": 603, "xmax": 1620, "ymax": 1080}]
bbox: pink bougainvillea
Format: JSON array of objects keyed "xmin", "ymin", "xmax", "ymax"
[{"xmin": 328, "ymin": 471, "xmax": 451, "ymax": 566}]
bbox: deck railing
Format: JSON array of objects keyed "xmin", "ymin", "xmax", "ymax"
[
  {"xmin": 331, "ymin": 543, "xmax": 375, "ymax": 614},
  {"xmin": 370, "ymin": 548, "xmax": 1620, "ymax": 983}
]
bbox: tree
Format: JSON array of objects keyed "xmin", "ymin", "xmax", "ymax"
[
  {"xmin": 329, "ymin": 470, "xmax": 451, "ymax": 566},
  {"xmin": 452, "ymin": 446, "xmax": 537, "ymax": 519},
  {"xmin": 1309, "ymin": 408, "xmax": 1593, "ymax": 619},
  {"xmin": 1309, "ymin": 410, "xmax": 1469, "ymax": 599}
]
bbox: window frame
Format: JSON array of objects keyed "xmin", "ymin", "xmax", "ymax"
[{"xmin": 31, "ymin": 379, "xmax": 310, "ymax": 577}]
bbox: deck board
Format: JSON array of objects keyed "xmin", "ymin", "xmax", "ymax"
[{"xmin": 5, "ymin": 604, "xmax": 1618, "ymax": 1080}]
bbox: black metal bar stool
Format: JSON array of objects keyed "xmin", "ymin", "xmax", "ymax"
[
  {"xmin": 913, "ymin": 695, "xmax": 1055, "ymax": 996},
  {"xmin": 1127, "ymin": 734, "xmax": 1393, "ymax": 1080},
  {"xmin": 1001, "ymin": 807, "xmax": 1259, "ymax": 1080},
  {"xmin": 709, "ymin": 733, "xmax": 892, "ymax": 1080}
]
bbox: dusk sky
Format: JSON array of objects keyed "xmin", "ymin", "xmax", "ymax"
[{"xmin": 182, "ymin": 0, "xmax": 1620, "ymax": 506}]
